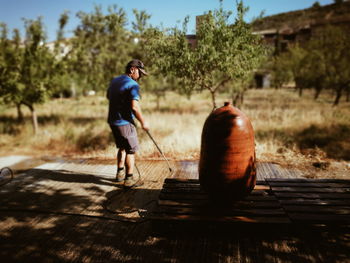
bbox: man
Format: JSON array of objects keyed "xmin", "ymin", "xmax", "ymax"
[{"xmin": 107, "ymin": 59, "xmax": 149, "ymax": 188}]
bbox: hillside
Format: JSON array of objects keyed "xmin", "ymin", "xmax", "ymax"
[{"xmin": 252, "ymin": 1, "xmax": 350, "ymax": 31}]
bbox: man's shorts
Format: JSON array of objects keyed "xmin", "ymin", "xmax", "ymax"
[{"xmin": 110, "ymin": 124, "xmax": 139, "ymax": 154}]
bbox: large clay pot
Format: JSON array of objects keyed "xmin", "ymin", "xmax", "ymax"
[{"xmin": 199, "ymin": 102, "xmax": 256, "ymax": 201}]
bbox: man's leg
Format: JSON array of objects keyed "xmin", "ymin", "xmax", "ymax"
[
  {"xmin": 117, "ymin": 148, "xmax": 126, "ymax": 168},
  {"xmin": 116, "ymin": 148, "xmax": 126, "ymax": 182},
  {"xmin": 125, "ymin": 153, "xmax": 134, "ymax": 175},
  {"xmin": 124, "ymin": 152, "xmax": 144, "ymax": 188}
]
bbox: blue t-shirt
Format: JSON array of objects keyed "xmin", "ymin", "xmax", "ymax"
[{"xmin": 107, "ymin": 75, "xmax": 140, "ymax": 126}]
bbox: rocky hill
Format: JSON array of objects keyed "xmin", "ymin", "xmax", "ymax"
[{"xmin": 252, "ymin": 1, "xmax": 350, "ymax": 31}]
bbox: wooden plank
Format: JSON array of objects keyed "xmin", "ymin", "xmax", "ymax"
[
  {"xmin": 163, "ymin": 183, "xmax": 201, "ymax": 188},
  {"xmin": 274, "ymin": 192, "xmax": 350, "ymax": 199},
  {"xmin": 279, "ymin": 199, "xmax": 350, "ymax": 206},
  {"xmin": 154, "ymin": 206, "xmax": 286, "ymax": 216},
  {"xmin": 165, "ymin": 178, "xmax": 267, "ymax": 185},
  {"xmin": 159, "ymin": 192, "xmax": 278, "ymax": 202},
  {"xmin": 161, "ymin": 187, "xmax": 206, "ymax": 194},
  {"xmin": 161, "ymin": 188, "xmax": 270, "ymax": 196},
  {"xmin": 270, "ymin": 187, "xmax": 350, "ymax": 193},
  {"xmin": 258, "ymin": 162, "xmax": 278, "ymax": 179},
  {"xmin": 162, "ymin": 183, "xmax": 270, "ymax": 191},
  {"xmin": 267, "ymin": 182, "xmax": 350, "ymax": 188},
  {"xmin": 288, "ymin": 213, "xmax": 350, "ymax": 223},
  {"xmin": 283, "ymin": 205, "xmax": 350, "ymax": 215},
  {"xmin": 164, "ymin": 178, "xmax": 200, "ymax": 184},
  {"xmin": 256, "ymin": 162, "xmax": 272, "ymax": 180},
  {"xmin": 159, "ymin": 190, "xmax": 276, "ymax": 199},
  {"xmin": 265, "ymin": 162, "xmax": 299, "ymax": 179},
  {"xmin": 155, "ymin": 176, "xmax": 350, "ymax": 228},
  {"xmin": 266, "ymin": 178, "xmax": 350, "ymax": 184},
  {"xmin": 158, "ymin": 199, "xmax": 282, "ymax": 208},
  {"xmin": 151, "ymin": 214, "xmax": 291, "ymax": 224}
]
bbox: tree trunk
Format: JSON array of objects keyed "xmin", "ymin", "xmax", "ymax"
[
  {"xmin": 232, "ymin": 92, "xmax": 240, "ymax": 107},
  {"xmin": 298, "ymin": 86, "xmax": 303, "ymax": 97},
  {"xmin": 231, "ymin": 91, "xmax": 245, "ymax": 107},
  {"xmin": 314, "ymin": 78, "xmax": 323, "ymax": 100},
  {"xmin": 314, "ymin": 88, "xmax": 322, "ymax": 100},
  {"xmin": 240, "ymin": 92, "xmax": 244, "ymax": 105},
  {"xmin": 333, "ymin": 87, "xmax": 343, "ymax": 106},
  {"xmin": 295, "ymin": 78, "xmax": 303, "ymax": 97},
  {"xmin": 346, "ymin": 89, "xmax": 350, "ymax": 102},
  {"xmin": 210, "ymin": 89, "xmax": 217, "ymax": 110},
  {"xmin": 16, "ymin": 103, "xmax": 24, "ymax": 123},
  {"xmin": 31, "ymin": 107, "xmax": 39, "ymax": 135},
  {"xmin": 25, "ymin": 103, "xmax": 39, "ymax": 134}
]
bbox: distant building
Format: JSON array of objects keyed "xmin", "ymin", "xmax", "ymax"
[{"xmin": 186, "ymin": 34, "xmax": 197, "ymax": 48}]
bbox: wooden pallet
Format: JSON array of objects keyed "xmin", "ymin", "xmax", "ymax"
[
  {"xmin": 266, "ymin": 178, "xmax": 350, "ymax": 225},
  {"xmin": 151, "ymin": 178, "xmax": 350, "ymax": 232}
]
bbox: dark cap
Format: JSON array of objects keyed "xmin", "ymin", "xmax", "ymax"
[{"xmin": 126, "ymin": 59, "xmax": 148, "ymax": 76}]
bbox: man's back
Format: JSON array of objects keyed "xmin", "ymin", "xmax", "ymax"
[{"xmin": 107, "ymin": 75, "xmax": 140, "ymax": 126}]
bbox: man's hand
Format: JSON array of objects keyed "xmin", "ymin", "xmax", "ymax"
[{"xmin": 141, "ymin": 121, "xmax": 150, "ymax": 131}]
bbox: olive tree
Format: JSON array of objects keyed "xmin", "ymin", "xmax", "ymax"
[
  {"xmin": 312, "ymin": 26, "xmax": 350, "ymax": 105},
  {"xmin": 0, "ymin": 24, "xmax": 24, "ymax": 121},
  {"xmin": 0, "ymin": 18, "xmax": 55, "ymax": 133},
  {"xmin": 20, "ymin": 18, "xmax": 55, "ymax": 133},
  {"xmin": 145, "ymin": 0, "xmax": 266, "ymax": 109},
  {"xmin": 281, "ymin": 25, "xmax": 350, "ymax": 105},
  {"xmin": 69, "ymin": 5, "xmax": 131, "ymax": 95}
]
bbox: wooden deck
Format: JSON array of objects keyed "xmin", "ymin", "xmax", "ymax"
[
  {"xmin": 0, "ymin": 157, "xmax": 349, "ymax": 262},
  {"xmin": 153, "ymin": 178, "xmax": 350, "ymax": 232}
]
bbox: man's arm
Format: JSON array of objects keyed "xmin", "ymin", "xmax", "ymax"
[{"xmin": 131, "ymin": 99, "xmax": 149, "ymax": 131}]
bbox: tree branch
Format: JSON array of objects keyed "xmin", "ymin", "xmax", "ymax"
[{"xmin": 213, "ymin": 77, "xmax": 231, "ymax": 92}]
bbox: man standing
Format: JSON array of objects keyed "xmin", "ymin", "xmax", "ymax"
[{"xmin": 107, "ymin": 59, "xmax": 149, "ymax": 188}]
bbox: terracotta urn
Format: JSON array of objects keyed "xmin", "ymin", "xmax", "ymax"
[{"xmin": 199, "ymin": 102, "xmax": 256, "ymax": 201}]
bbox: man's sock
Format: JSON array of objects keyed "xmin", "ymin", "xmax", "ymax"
[
  {"xmin": 126, "ymin": 174, "xmax": 133, "ymax": 179},
  {"xmin": 116, "ymin": 167, "xmax": 125, "ymax": 181}
]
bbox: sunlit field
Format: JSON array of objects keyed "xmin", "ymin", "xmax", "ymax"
[{"xmin": 0, "ymin": 88, "xmax": 349, "ymax": 177}]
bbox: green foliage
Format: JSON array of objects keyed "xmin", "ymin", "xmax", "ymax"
[
  {"xmin": 50, "ymin": 12, "xmax": 74, "ymax": 98},
  {"xmin": 145, "ymin": 1, "xmax": 266, "ymax": 108},
  {"xmin": 0, "ymin": 24, "xmax": 23, "ymax": 107},
  {"xmin": 69, "ymin": 5, "xmax": 131, "ymax": 94},
  {"xmin": 268, "ymin": 55, "xmax": 292, "ymax": 89},
  {"xmin": 21, "ymin": 18, "xmax": 54, "ymax": 105},
  {"xmin": 312, "ymin": 1, "xmax": 321, "ymax": 8},
  {"xmin": 274, "ymin": 25, "xmax": 350, "ymax": 104},
  {"xmin": 0, "ymin": 18, "xmax": 56, "ymax": 132},
  {"xmin": 311, "ymin": 26, "xmax": 350, "ymax": 105}
]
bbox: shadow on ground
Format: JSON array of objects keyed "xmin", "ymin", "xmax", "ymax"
[
  {"xmin": 296, "ymin": 124, "xmax": 350, "ymax": 160},
  {"xmin": 0, "ymin": 168, "xmax": 349, "ymax": 262},
  {"xmin": 255, "ymin": 124, "xmax": 350, "ymax": 161}
]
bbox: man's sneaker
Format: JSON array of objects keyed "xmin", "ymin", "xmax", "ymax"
[
  {"xmin": 115, "ymin": 171, "xmax": 125, "ymax": 182},
  {"xmin": 124, "ymin": 176, "xmax": 144, "ymax": 188}
]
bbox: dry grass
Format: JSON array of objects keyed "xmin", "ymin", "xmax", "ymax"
[{"xmin": 0, "ymin": 88, "xmax": 349, "ymax": 178}]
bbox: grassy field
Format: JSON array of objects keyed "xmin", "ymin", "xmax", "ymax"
[{"xmin": 0, "ymin": 88, "xmax": 349, "ymax": 178}]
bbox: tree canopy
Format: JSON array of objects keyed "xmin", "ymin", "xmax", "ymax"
[{"xmin": 145, "ymin": 0, "xmax": 266, "ymax": 108}]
